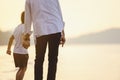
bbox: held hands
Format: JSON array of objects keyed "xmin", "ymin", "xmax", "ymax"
[
  {"xmin": 22, "ymin": 33, "xmax": 30, "ymax": 49},
  {"xmin": 22, "ymin": 40, "xmax": 30, "ymax": 49}
]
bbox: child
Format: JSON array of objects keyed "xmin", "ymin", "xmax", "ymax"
[{"xmin": 6, "ymin": 11, "xmax": 31, "ymax": 80}]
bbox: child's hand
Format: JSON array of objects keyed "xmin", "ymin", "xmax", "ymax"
[{"xmin": 6, "ymin": 50, "xmax": 11, "ymax": 55}]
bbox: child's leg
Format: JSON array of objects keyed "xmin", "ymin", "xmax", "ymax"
[
  {"xmin": 16, "ymin": 68, "xmax": 21, "ymax": 80},
  {"xmin": 16, "ymin": 67, "xmax": 27, "ymax": 80}
]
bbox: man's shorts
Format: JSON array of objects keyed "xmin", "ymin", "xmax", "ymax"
[{"xmin": 13, "ymin": 53, "xmax": 29, "ymax": 68}]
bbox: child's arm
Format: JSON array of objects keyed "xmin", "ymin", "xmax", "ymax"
[{"xmin": 6, "ymin": 35, "xmax": 14, "ymax": 55}]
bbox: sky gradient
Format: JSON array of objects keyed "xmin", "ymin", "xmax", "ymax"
[{"xmin": 0, "ymin": 0, "xmax": 120, "ymax": 38}]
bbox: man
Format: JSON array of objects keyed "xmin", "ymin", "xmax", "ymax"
[{"xmin": 24, "ymin": 0, "xmax": 65, "ymax": 80}]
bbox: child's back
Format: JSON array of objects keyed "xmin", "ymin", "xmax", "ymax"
[{"xmin": 13, "ymin": 24, "xmax": 28, "ymax": 54}]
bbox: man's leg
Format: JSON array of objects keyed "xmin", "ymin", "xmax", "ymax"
[
  {"xmin": 35, "ymin": 36, "xmax": 47, "ymax": 80},
  {"xmin": 47, "ymin": 33, "xmax": 61, "ymax": 80}
]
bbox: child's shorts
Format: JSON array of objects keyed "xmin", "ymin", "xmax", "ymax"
[{"xmin": 13, "ymin": 53, "xmax": 29, "ymax": 68}]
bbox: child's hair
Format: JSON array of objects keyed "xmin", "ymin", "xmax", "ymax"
[{"xmin": 21, "ymin": 11, "xmax": 25, "ymax": 23}]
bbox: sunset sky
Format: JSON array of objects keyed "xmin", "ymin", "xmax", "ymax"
[{"xmin": 0, "ymin": 0, "xmax": 120, "ymax": 38}]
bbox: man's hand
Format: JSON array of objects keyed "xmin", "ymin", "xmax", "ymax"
[
  {"xmin": 24, "ymin": 33, "xmax": 30, "ymax": 41},
  {"xmin": 60, "ymin": 30, "xmax": 66, "ymax": 47}
]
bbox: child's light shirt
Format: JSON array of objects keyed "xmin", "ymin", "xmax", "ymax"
[{"xmin": 13, "ymin": 24, "xmax": 28, "ymax": 54}]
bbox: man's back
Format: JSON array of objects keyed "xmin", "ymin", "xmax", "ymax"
[{"xmin": 25, "ymin": 0, "xmax": 64, "ymax": 37}]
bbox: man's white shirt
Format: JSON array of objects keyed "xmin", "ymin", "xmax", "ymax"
[{"xmin": 25, "ymin": 0, "xmax": 65, "ymax": 37}]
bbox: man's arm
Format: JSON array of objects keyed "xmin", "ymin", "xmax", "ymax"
[
  {"xmin": 25, "ymin": 0, "xmax": 32, "ymax": 34},
  {"xmin": 6, "ymin": 35, "xmax": 14, "ymax": 55}
]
